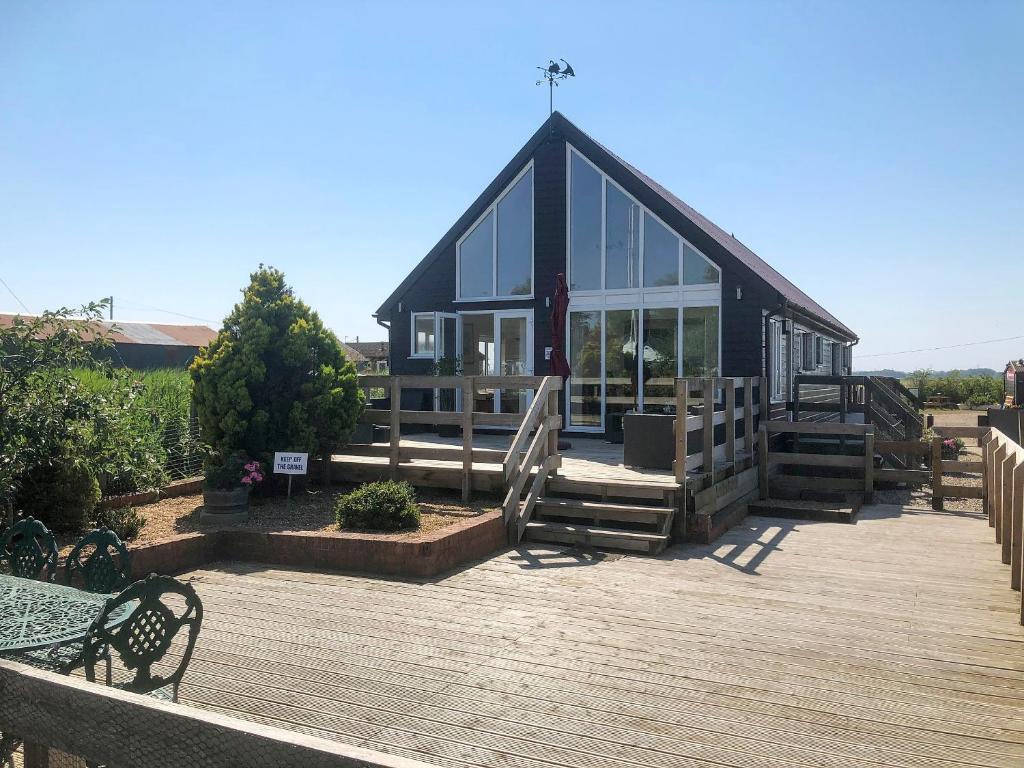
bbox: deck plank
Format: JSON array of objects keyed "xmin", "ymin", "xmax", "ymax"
[{"xmin": 176, "ymin": 504, "xmax": 1024, "ymax": 768}]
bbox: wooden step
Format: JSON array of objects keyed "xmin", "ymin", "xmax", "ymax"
[
  {"xmin": 547, "ymin": 475, "xmax": 678, "ymax": 504},
  {"xmin": 535, "ymin": 497, "xmax": 672, "ymax": 527},
  {"xmin": 523, "ymin": 521, "xmax": 669, "ymax": 555},
  {"xmin": 748, "ymin": 498, "xmax": 859, "ymax": 524}
]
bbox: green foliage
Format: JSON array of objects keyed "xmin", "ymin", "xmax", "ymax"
[
  {"xmin": 191, "ymin": 267, "xmax": 363, "ymax": 485},
  {"xmin": 15, "ymin": 452, "xmax": 101, "ymax": 533},
  {"xmin": 335, "ymin": 480, "xmax": 420, "ymax": 532},
  {"xmin": 95, "ymin": 505, "xmax": 146, "ymax": 541},
  {"xmin": 903, "ymin": 369, "xmax": 1003, "ymax": 407},
  {"xmin": 0, "ymin": 302, "xmax": 112, "ymax": 513}
]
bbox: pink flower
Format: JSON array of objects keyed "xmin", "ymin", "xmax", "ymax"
[{"xmin": 240, "ymin": 476, "xmax": 252, "ymax": 485}]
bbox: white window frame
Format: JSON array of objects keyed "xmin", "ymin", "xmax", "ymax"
[
  {"xmin": 455, "ymin": 162, "xmax": 535, "ymax": 302},
  {"xmin": 801, "ymin": 331, "xmax": 815, "ymax": 371},
  {"xmin": 565, "ymin": 143, "xmax": 721, "ymax": 299},
  {"xmin": 564, "ymin": 299, "xmax": 722, "ymax": 432},
  {"xmin": 409, "ymin": 312, "xmax": 436, "ymax": 359}
]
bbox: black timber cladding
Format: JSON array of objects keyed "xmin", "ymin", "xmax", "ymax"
[{"xmin": 379, "ymin": 111, "xmax": 856, "ymax": 378}]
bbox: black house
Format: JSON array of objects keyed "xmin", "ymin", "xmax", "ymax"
[{"xmin": 374, "ymin": 112, "xmax": 857, "ymax": 434}]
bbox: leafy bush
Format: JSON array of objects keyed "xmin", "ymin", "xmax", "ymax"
[
  {"xmin": 905, "ymin": 369, "xmax": 1003, "ymax": 407},
  {"xmin": 191, "ymin": 267, "xmax": 363, "ymax": 491},
  {"xmin": 15, "ymin": 453, "xmax": 101, "ymax": 533},
  {"xmin": 95, "ymin": 505, "xmax": 146, "ymax": 541},
  {"xmin": 0, "ymin": 303, "xmax": 112, "ymax": 514},
  {"xmin": 335, "ymin": 480, "xmax": 420, "ymax": 532}
]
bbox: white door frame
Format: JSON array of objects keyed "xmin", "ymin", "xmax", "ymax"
[{"xmin": 456, "ymin": 309, "xmax": 535, "ymax": 417}]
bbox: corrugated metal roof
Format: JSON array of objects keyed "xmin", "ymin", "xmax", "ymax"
[{"xmin": 0, "ymin": 314, "xmax": 217, "ymax": 347}]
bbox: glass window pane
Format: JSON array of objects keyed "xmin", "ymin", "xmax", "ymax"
[
  {"xmin": 682, "ymin": 242, "xmax": 719, "ymax": 285},
  {"xmin": 499, "ymin": 316, "xmax": 529, "ymax": 414},
  {"xmin": 643, "ymin": 213, "xmax": 679, "ymax": 287},
  {"xmin": 461, "ymin": 313, "xmax": 495, "ymax": 413},
  {"xmin": 606, "ymin": 186, "xmax": 640, "ymax": 289},
  {"xmin": 682, "ymin": 306, "xmax": 719, "ymax": 377},
  {"xmin": 414, "ymin": 314, "xmax": 435, "ymax": 356},
  {"xmin": 605, "ymin": 309, "xmax": 638, "ymax": 422},
  {"xmin": 570, "ymin": 153, "xmax": 602, "ymax": 291},
  {"xmin": 642, "ymin": 308, "xmax": 678, "ymax": 413},
  {"xmin": 569, "ymin": 311, "xmax": 602, "ymax": 427},
  {"xmin": 496, "ymin": 168, "xmax": 533, "ymax": 296},
  {"xmin": 459, "ymin": 211, "xmax": 494, "ymax": 298}
]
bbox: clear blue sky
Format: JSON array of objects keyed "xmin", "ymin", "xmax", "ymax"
[{"xmin": 1, "ymin": 1, "xmax": 1021, "ymax": 372}]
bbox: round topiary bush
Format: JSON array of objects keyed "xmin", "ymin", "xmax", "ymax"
[
  {"xmin": 16, "ymin": 455, "xmax": 101, "ymax": 533},
  {"xmin": 335, "ymin": 480, "xmax": 420, "ymax": 532}
]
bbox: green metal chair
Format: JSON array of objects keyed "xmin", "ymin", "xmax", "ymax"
[
  {"xmin": 65, "ymin": 527, "xmax": 133, "ymax": 593},
  {"xmin": 1, "ymin": 517, "xmax": 57, "ymax": 582},
  {"xmin": 81, "ymin": 573, "xmax": 203, "ymax": 703}
]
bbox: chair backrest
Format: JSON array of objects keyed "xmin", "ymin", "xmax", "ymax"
[
  {"xmin": 1, "ymin": 517, "xmax": 58, "ymax": 581},
  {"xmin": 65, "ymin": 527, "xmax": 133, "ymax": 593},
  {"xmin": 84, "ymin": 574, "xmax": 203, "ymax": 698}
]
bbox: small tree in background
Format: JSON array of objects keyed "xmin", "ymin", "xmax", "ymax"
[{"xmin": 190, "ymin": 267, "xmax": 362, "ymax": 488}]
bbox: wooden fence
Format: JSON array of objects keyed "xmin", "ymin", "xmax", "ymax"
[
  {"xmin": 0, "ymin": 660, "xmax": 438, "ymax": 768},
  {"xmin": 673, "ymin": 376, "xmax": 761, "ymax": 483},
  {"xmin": 356, "ymin": 375, "xmax": 555, "ymax": 501},
  {"xmin": 983, "ymin": 428, "xmax": 1024, "ymax": 621},
  {"xmin": 757, "ymin": 421, "xmax": 875, "ymax": 503}
]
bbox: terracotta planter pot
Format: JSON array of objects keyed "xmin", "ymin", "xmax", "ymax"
[{"xmin": 201, "ymin": 486, "xmax": 249, "ymax": 524}]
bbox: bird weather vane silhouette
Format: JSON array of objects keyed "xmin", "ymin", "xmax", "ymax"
[{"xmin": 536, "ymin": 59, "xmax": 575, "ymax": 115}]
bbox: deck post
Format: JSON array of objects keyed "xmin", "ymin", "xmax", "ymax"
[
  {"xmin": 546, "ymin": 384, "xmax": 560, "ymax": 477},
  {"xmin": 389, "ymin": 377, "xmax": 401, "ymax": 479},
  {"xmin": 461, "ymin": 377, "xmax": 474, "ymax": 502},
  {"xmin": 994, "ymin": 443, "xmax": 1009, "ymax": 542},
  {"xmin": 674, "ymin": 378, "xmax": 688, "ymax": 484},
  {"xmin": 702, "ymin": 378, "xmax": 715, "ymax": 479},
  {"xmin": 792, "ymin": 379, "xmax": 801, "ymax": 452},
  {"xmin": 758, "ymin": 425, "xmax": 769, "ymax": 500},
  {"xmin": 743, "ymin": 377, "xmax": 754, "ymax": 463},
  {"xmin": 931, "ymin": 437, "xmax": 943, "ymax": 510},
  {"xmin": 863, "ymin": 428, "xmax": 874, "ymax": 504},
  {"xmin": 724, "ymin": 379, "xmax": 736, "ymax": 470}
]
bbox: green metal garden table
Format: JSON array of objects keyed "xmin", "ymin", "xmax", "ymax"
[{"xmin": 0, "ymin": 574, "xmax": 135, "ymax": 654}]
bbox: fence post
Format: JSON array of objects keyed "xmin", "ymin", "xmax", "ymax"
[
  {"xmin": 1012, "ymin": 462, "xmax": 1023, "ymax": 592},
  {"xmin": 389, "ymin": 377, "xmax": 401, "ymax": 479},
  {"xmin": 994, "ymin": 443, "xmax": 1009, "ymax": 543},
  {"xmin": 546, "ymin": 384, "xmax": 560, "ymax": 477},
  {"xmin": 674, "ymin": 378, "xmax": 688, "ymax": 484},
  {"xmin": 931, "ymin": 437, "xmax": 943, "ymax": 510},
  {"xmin": 724, "ymin": 378, "xmax": 736, "ymax": 469},
  {"xmin": 461, "ymin": 377, "xmax": 474, "ymax": 502},
  {"xmin": 743, "ymin": 377, "xmax": 754, "ymax": 460},
  {"xmin": 863, "ymin": 429, "xmax": 875, "ymax": 504},
  {"xmin": 1001, "ymin": 452, "xmax": 1015, "ymax": 560},
  {"xmin": 758, "ymin": 425, "xmax": 769, "ymax": 500},
  {"xmin": 702, "ymin": 378, "xmax": 715, "ymax": 478}
]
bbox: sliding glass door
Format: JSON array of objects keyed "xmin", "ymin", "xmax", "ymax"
[{"xmin": 567, "ymin": 304, "xmax": 720, "ymax": 430}]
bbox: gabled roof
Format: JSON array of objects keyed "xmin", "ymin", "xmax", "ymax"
[
  {"xmin": 338, "ymin": 342, "xmax": 368, "ymax": 364},
  {"xmin": 347, "ymin": 340, "xmax": 389, "ymax": 360},
  {"xmin": 377, "ymin": 112, "xmax": 856, "ymax": 341},
  {"xmin": 0, "ymin": 313, "xmax": 217, "ymax": 347}
]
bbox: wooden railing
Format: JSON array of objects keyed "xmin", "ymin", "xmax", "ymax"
[
  {"xmin": 501, "ymin": 377, "xmax": 563, "ymax": 543},
  {"xmin": 979, "ymin": 428, "xmax": 1024, "ymax": 624},
  {"xmin": 0, "ymin": 660, "xmax": 438, "ymax": 768},
  {"xmin": 758, "ymin": 421, "xmax": 875, "ymax": 503},
  {"xmin": 673, "ymin": 377, "xmax": 761, "ymax": 483},
  {"xmin": 356, "ymin": 375, "xmax": 551, "ymax": 501}
]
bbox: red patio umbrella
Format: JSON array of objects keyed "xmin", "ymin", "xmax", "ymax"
[{"xmin": 549, "ymin": 272, "xmax": 571, "ymax": 379}]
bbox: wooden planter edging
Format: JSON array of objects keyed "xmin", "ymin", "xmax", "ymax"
[
  {"xmin": 98, "ymin": 476, "xmax": 204, "ymax": 511},
  {"xmin": 127, "ymin": 510, "xmax": 506, "ymax": 580}
]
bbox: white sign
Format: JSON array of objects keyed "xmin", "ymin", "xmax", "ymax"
[{"xmin": 273, "ymin": 452, "xmax": 308, "ymax": 475}]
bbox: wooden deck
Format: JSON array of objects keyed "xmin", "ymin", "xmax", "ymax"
[
  {"xmin": 173, "ymin": 504, "xmax": 1024, "ymax": 768},
  {"xmin": 335, "ymin": 434, "xmax": 680, "ymax": 487}
]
